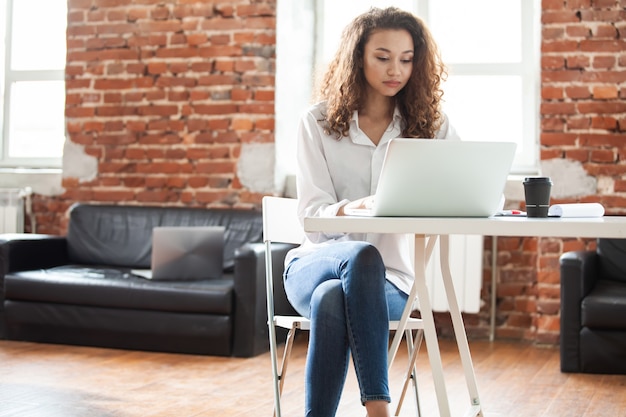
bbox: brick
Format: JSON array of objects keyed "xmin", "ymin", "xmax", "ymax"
[
  {"xmin": 238, "ymin": 103, "xmax": 274, "ymax": 114},
  {"xmin": 591, "ymin": 68, "xmax": 626, "ymax": 85},
  {"xmin": 254, "ymin": 90, "xmax": 274, "ymax": 101},
  {"xmin": 231, "ymin": 118, "xmax": 254, "ymax": 131},
  {"xmin": 566, "ymin": 116, "xmax": 591, "ymax": 129},
  {"xmin": 541, "ymin": 117, "xmax": 566, "ymax": 131},
  {"xmin": 147, "ymin": 62, "xmax": 168, "ymax": 74},
  {"xmin": 543, "ymin": 11, "xmax": 580, "ymax": 24},
  {"xmin": 542, "ymin": 148, "xmax": 565, "ymax": 159},
  {"xmin": 542, "ymin": 39, "xmax": 579, "ymax": 53},
  {"xmin": 565, "ymin": 55, "xmax": 590, "ymax": 69},
  {"xmin": 137, "ymin": 105, "xmax": 178, "ymax": 117},
  {"xmin": 579, "ymin": 133, "xmax": 626, "ymax": 146},
  {"xmin": 592, "ymin": 85, "xmax": 619, "ymax": 99},
  {"xmin": 593, "ymin": 23, "xmax": 619, "ymax": 38},
  {"xmin": 566, "ymin": 0, "xmax": 592, "ymax": 9},
  {"xmin": 256, "ymin": 118, "xmax": 275, "ymax": 130},
  {"xmin": 187, "ymin": 33, "xmax": 208, "ymax": 45},
  {"xmin": 193, "ymin": 104, "xmax": 238, "ymax": 115},
  {"xmin": 565, "ymin": 24, "xmax": 591, "ymax": 38},
  {"xmin": 537, "ymin": 299, "xmax": 560, "ymax": 315},
  {"xmin": 542, "ymin": 27, "xmax": 565, "ymax": 40},
  {"xmin": 542, "ymin": 69, "xmax": 583, "ymax": 83},
  {"xmin": 565, "ymin": 85, "xmax": 591, "ymax": 99},
  {"xmin": 564, "ymin": 148, "xmax": 590, "ymax": 162},
  {"xmin": 540, "ymin": 132, "xmax": 578, "ymax": 146},
  {"xmin": 139, "ymin": 20, "xmax": 182, "ymax": 33},
  {"xmin": 580, "ymin": 39, "xmax": 622, "ymax": 52},
  {"xmin": 591, "ymin": 116, "xmax": 618, "ymax": 130},
  {"xmin": 590, "ymin": 149, "xmax": 617, "ymax": 162},
  {"xmin": 536, "ymin": 314, "xmax": 560, "ymax": 333},
  {"xmin": 577, "ymin": 101, "xmax": 626, "ymax": 114},
  {"xmin": 196, "ymin": 161, "xmax": 237, "ymax": 174},
  {"xmin": 542, "ymin": 86, "xmax": 564, "ymax": 100},
  {"xmin": 506, "ymin": 313, "xmax": 533, "ymax": 328}
]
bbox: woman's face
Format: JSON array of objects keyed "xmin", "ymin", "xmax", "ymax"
[{"xmin": 362, "ymin": 29, "xmax": 414, "ymax": 99}]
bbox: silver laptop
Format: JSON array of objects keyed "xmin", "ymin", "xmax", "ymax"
[
  {"xmin": 133, "ymin": 226, "xmax": 225, "ymax": 280},
  {"xmin": 344, "ymin": 138, "xmax": 517, "ymax": 217}
]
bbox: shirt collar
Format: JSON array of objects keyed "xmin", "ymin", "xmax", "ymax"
[{"xmin": 349, "ymin": 107, "xmax": 403, "ymax": 146}]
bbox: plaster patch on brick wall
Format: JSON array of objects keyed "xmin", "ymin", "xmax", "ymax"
[
  {"xmin": 62, "ymin": 140, "xmax": 98, "ymax": 182},
  {"xmin": 540, "ymin": 159, "xmax": 596, "ymax": 198},
  {"xmin": 596, "ymin": 176, "xmax": 614, "ymax": 194},
  {"xmin": 237, "ymin": 143, "xmax": 275, "ymax": 193}
]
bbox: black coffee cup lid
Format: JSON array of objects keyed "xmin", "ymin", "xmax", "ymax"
[{"xmin": 524, "ymin": 177, "xmax": 552, "ymax": 184}]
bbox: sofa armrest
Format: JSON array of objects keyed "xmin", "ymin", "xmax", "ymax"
[
  {"xmin": 0, "ymin": 234, "xmax": 68, "ymax": 275},
  {"xmin": 0, "ymin": 234, "xmax": 68, "ymax": 338},
  {"xmin": 559, "ymin": 250, "xmax": 599, "ymax": 372},
  {"xmin": 231, "ymin": 241, "xmax": 297, "ymax": 358}
]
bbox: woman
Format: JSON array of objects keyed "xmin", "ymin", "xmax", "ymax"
[{"xmin": 283, "ymin": 7, "xmax": 459, "ymax": 417}]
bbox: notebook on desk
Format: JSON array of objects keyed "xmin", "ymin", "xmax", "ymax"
[
  {"xmin": 132, "ymin": 226, "xmax": 225, "ymax": 280},
  {"xmin": 344, "ymin": 138, "xmax": 517, "ymax": 217}
]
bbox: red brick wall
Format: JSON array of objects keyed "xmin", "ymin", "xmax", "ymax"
[
  {"xmin": 32, "ymin": 0, "xmax": 276, "ymax": 234},
  {"xmin": 28, "ymin": 0, "xmax": 625, "ymax": 344}
]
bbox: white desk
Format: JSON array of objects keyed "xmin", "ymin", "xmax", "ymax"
[{"xmin": 303, "ymin": 215, "xmax": 626, "ymax": 417}]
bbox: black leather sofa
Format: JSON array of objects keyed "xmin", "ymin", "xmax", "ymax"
[
  {"xmin": 560, "ymin": 238, "xmax": 626, "ymax": 374},
  {"xmin": 0, "ymin": 203, "xmax": 296, "ymax": 357}
]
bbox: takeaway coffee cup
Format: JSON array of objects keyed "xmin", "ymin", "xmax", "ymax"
[{"xmin": 523, "ymin": 177, "xmax": 552, "ymax": 217}]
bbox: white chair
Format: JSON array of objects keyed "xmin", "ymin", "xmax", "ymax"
[{"xmin": 263, "ymin": 196, "xmax": 425, "ymax": 417}]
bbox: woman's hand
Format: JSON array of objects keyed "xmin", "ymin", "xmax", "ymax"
[{"xmin": 338, "ymin": 195, "xmax": 375, "ymax": 216}]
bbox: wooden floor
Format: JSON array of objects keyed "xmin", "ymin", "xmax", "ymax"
[{"xmin": 1, "ymin": 335, "xmax": 625, "ymax": 417}]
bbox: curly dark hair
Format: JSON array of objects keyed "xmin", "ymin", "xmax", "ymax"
[{"xmin": 315, "ymin": 7, "xmax": 447, "ymax": 139}]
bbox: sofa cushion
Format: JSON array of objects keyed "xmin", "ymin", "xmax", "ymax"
[
  {"xmin": 5, "ymin": 265, "xmax": 234, "ymax": 315},
  {"xmin": 4, "ymin": 300, "xmax": 232, "ymax": 356},
  {"xmin": 581, "ymin": 279, "xmax": 626, "ymax": 330},
  {"xmin": 66, "ymin": 203, "xmax": 262, "ymax": 270}
]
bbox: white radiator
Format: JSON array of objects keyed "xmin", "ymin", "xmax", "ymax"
[
  {"xmin": 422, "ymin": 234, "xmax": 484, "ymax": 314},
  {"xmin": 0, "ymin": 188, "xmax": 28, "ymax": 233}
]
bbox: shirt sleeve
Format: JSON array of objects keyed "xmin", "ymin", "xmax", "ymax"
[{"xmin": 295, "ymin": 109, "xmax": 348, "ymax": 243}]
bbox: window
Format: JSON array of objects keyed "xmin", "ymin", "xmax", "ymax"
[
  {"xmin": 426, "ymin": 0, "xmax": 540, "ymax": 173},
  {"xmin": 276, "ymin": 0, "xmax": 540, "ymax": 182},
  {"xmin": 1, "ymin": 0, "xmax": 67, "ymax": 168}
]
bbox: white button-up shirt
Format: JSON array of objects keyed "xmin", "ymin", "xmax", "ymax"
[{"xmin": 286, "ymin": 101, "xmax": 460, "ymax": 294}]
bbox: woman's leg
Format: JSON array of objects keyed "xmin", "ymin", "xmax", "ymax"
[{"xmin": 284, "ymin": 241, "xmax": 407, "ymax": 416}]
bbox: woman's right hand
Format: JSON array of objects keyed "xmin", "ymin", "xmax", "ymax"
[{"xmin": 339, "ymin": 195, "xmax": 375, "ymax": 216}]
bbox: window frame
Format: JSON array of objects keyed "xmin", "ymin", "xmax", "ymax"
[{"xmin": 1, "ymin": 0, "xmax": 66, "ymax": 169}]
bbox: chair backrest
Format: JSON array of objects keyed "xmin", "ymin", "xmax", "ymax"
[
  {"xmin": 263, "ymin": 196, "xmax": 305, "ymax": 417},
  {"xmin": 262, "ymin": 196, "xmax": 304, "ymax": 244}
]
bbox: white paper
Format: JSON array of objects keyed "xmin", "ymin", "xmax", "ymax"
[{"xmin": 548, "ymin": 203, "xmax": 605, "ymax": 218}]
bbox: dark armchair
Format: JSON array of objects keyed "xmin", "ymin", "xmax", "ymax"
[{"xmin": 560, "ymin": 238, "xmax": 626, "ymax": 374}]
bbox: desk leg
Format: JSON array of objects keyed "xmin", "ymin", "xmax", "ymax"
[
  {"xmin": 388, "ymin": 235, "xmax": 453, "ymax": 416},
  {"xmin": 412, "ymin": 235, "xmax": 452, "ymax": 417},
  {"xmin": 388, "ymin": 235, "xmax": 437, "ymax": 367},
  {"xmin": 439, "ymin": 235, "xmax": 482, "ymax": 416},
  {"xmin": 490, "ymin": 236, "xmax": 497, "ymax": 342}
]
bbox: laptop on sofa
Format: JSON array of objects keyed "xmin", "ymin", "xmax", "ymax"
[{"xmin": 132, "ymin": 226, "xmax": 225, "ymax": 280}]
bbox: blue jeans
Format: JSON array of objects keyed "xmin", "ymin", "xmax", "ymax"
[{"xmin": 284, "ymin": 241, "xmax": 408, "ymax": 417}]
